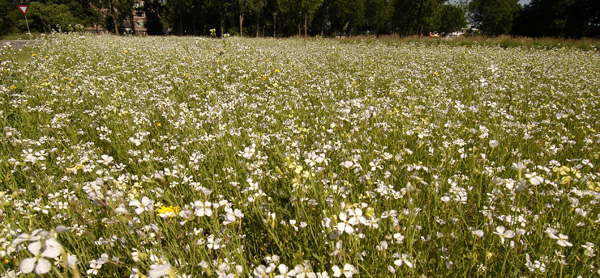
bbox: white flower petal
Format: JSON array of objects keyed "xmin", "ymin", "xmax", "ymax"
[
  {"xmin": 339, "ymin": 212, "xmax": 347, "ymax": 221},
  {"xmin": 41, "ymin": 247, "xmax": 62, "ymax": 258},
  {"xmin": 345, "ymin": 225, "xmax": 354, "ymax": 234},
  {"xmin": 41, "ymin": 238, "xmax": 63, "ymax": 258},
  {"xmin": 20, "ymin": 257, "xmax": 37, "ymax": 273},
  {"xmin": 149, "ymin": 263, "xmax": 172, "ymax": 278},
  {"xmin": 35, "ymin": 258, "xmax": 52, "ymax": 274},
  {"xmin": 27, "ymin": 241, "xmax": 42, "ymax": 256},
  {"xmin": 129, "ymin": 199, "xmax": 141, "ymax": 207},
  {"xmin": 529, "ymin": 176, "xmax": 544, "ymax": 185},
  {"xmin": 332, "ymin": 265, "xmax": 341, "ymax": 277},
  {"xmin": 141, "ymin": 196, "xmax": 153, "ymax": 207},
  {"xmin": 135, "ymin": 207, "xmax": 145, "ymax": 215},
  {"xmin": 495, "ymin": 226, "xmax": 506, "ymax": 234},
  {"xmin": 343, "ymin": 264, "xmax": 357, "ymax": 277},
  {"xmin": 67, "ymin": 255, "xmax": 78, "ymax": 268},
  {"xmin": 278, "ymin": 264, "xmax": 288, "ymax": 274},
  {"xmin": 504, "ymin": 230, "xmax": 515, "ymax": 239}
]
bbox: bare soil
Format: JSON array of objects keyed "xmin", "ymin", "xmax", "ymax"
[{"xmin": 1, "ymin": 40, "xmax": 32, "ymax": 50}]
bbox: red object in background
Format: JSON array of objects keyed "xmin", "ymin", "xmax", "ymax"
[{"xmin": 17, "ymin": 5, "xmax": 29, "ymax": 16}]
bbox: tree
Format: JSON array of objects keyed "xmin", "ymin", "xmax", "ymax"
[
  {"xmin": 393, "ymin": 0, "xmax": 444, "ymax": 35},
  {"xmin": 0, "ymin": 0, "xmax": 21, "ymax": 36},
  {"xmin": 265, "ymin": 0, "xmax": 278, "ymax": 36},
  {"xmin": 237, "ymin": 0, "xmax": 265, "ymax": 36},
  {"xmin": 512, "ymin": 0, "xmax": 600, "ymax": 37},
  {"xmin": 238, "ymin": 0, "xmax": 245, "ymax": 36},
  {"xmin": 468, "ymin": 0, "xmax": 521, "ymax": 35},
  {"xmin": 279, "ymin": 0, "xmax": 323, "ymax": 36},
  {"xmin": 143, "ymin": 0, "xmax": 165, "ymax": 34},
  {"xmin": 326, "ymin": 0, "xmax": 365, "ymax": 36},
  {"xmin": 165, "ymin": 0, "xmax": 214, "ymax": 35},
  {"xmin": 45, "ymin": 0, "xmax": 100, "ymax": 26},
  {"xmin": 246, "ymin": 0, "xmax": 266, "ymax": 37},
  {"xmin": 438, "ymin": 4, "xmax": 466, "ymax": 34},
  {"xmin": 116, "ymin": 0, "xmax": 137, "ymax": 34},
  {"xmin": 365, "ymin": 0, "xmax": 394, "ymax": 35},
  {"xmin": 300, "ymin": 0, "xmax": 324, "ymax": 36},
  {"xmin": 214, "ymin": 0, "xmax": 232, "ymax": 37},
  {"xmin": 27, "ymin": 2, "xmax": 83, "ymax": 33}
]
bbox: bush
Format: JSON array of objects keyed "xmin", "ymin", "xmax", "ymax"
[{"xmin": 26, "ymin": 2, "xmax": 83, "ymax": 33}]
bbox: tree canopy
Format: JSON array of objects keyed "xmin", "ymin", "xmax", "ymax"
[
  {"xmin": 512, "ymin": 0, "xmax": 600, "ymax": 38},
  {"xmin": 468, "ymin": 0, "xmax": 521, "ymax": 35},
  {"xmin": 1, "ymin": 0, "xmax": 597, "ymax": 38}
]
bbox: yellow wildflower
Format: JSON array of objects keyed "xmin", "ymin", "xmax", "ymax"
[{"xmin": 157, "ymin": 206, "xmax": 180, "ymax": 218}]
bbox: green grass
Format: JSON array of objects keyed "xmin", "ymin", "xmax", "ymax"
[
  {"xmin": 0, "ymin": 33, "xmax": 599, "ymax": 277},
  {"xmin": 0, "ymin": 32, "xmax": 44, "ymax": 40},
  {"xmin": 347, "ymin": 34, "xmax": 600, "ymax": 51}
]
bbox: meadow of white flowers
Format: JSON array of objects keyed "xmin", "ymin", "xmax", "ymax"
[{"xmin": 0, "ymin": 34, "xmax": 599, "ymax": 277}]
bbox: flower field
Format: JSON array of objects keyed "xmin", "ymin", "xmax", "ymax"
[{"xmin": 1, "ymin": 34, "xmax": 599, "ymax": 277}]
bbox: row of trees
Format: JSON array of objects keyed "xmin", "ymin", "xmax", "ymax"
[
  {"xmin": 469, "ymin": 0, "xmax": 600, "ymax": 37},
  {"xmin": 1, "ymin": 0, "xmax": 468, "ymax": 37},
  {"xmin": 0, "ymin": 0, "xmax": 137, "ymax": 35},
  {"xmin": 512, "ymin": 0, "xmax": 600, "ymax": 38},
  {"xmin": 1, "ymin": 0, "xmax": 599, "ymax": 38},
  {"xmin": 159, "ymin": 0, "xmax": 470, "ymax": 37}
]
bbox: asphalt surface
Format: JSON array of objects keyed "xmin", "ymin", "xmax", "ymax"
[{"xmin": 1, "ymin": 40, "xmax": 32, "ymax": 50}]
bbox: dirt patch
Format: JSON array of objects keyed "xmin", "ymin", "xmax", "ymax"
[{"xmin": 1, "ymin": 40, "xmax": 32, "ymax": 51}]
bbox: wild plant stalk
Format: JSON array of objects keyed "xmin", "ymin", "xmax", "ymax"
[{"xmin": 0, "ymin": 34, "xmax": 598, "ymax": 277}]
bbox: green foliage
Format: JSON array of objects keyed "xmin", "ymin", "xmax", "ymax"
[
  {"xmin": 365, "ymin": 0, "xmax": 394, "ymax": 35},
  {"xmin": 393, "ymin": 0, "xmax": 445, "ymax": 35},
  {"xmin": 278, "ymin": 0, "xmax": 323, "ymax": 36},
  {"xmin": 143, "ymin": 0, "xmax": 166, "ymax": 35},
  {"xmin": 468, "ymin": 0, "xmax": 521, "ymax": 35},
  {"xmin": 1, "ymin": 34, "xmax": 600, "ymax": 277},
  {"xmin": 2, "ymin": 0, "xmax": 600, "ymax": 38},
  {"xmin": 512, "ymin": 0, "xmax": 600, "ymax": 38},
  {"xmin": 27, "ymin": 2, "xmax": 84, "ymax": 33},
  {"xmin": 45, "ymin": 0, "xmax": 101, "ymax": 26},
  {"xmin": 0, "ymin": 0, "xmax": 34, "ymax": 35},
  {"xmin": 439, "ymin": 4, "xmax": 467, "ymax": 34}
]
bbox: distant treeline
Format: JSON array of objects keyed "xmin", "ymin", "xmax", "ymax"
[{"xmin": 0, "ymin": 0, "xmax": 598, "ymax": 38}]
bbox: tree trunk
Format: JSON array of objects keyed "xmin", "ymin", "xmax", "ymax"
[
  {"xmin": 219, "ymin": 0, "xmax": 224, "ymax": 37},
  {"xmin": 193, "ymin": 16, "xmax": 197, "ymax": 35},
  {"xmin": 304, "ymin": 13, "xmax": 308, "ymax": 37},
  {"xmin": 177, "ymin": 0, "xmax": 183, "ymax": 34},
  {"xmin": 239, "ymin": 0, "xmax": 243, "ymax": 36},
  {"xmin": 130, "ymin": 10, "xmax": 136, "ymax": 35},
  {"xmin": 274, "ymin": 13, "xmax": 277, "ymax": 37},
  {"xmin": 240, "ymin": 14, "xmax": 244, "ymax": 36},
  {"xmin": 256, "ymin": 21, "xmax": 259, "ymax": 37},
  {"xmin": 113, "ymin": 14, "xmax": 119, "ymax": 34},
  {"xmin": 416, "ymin": 0, "xmax": 424, "ymax": 35},
  {"xmin": 221, "ymin": 19, "xmax": 224, "ymax": 37},
  {"xmin": 111, "ymin": 0, "xmax": 119, "ymax": 35},
  {"xmin": 273, "ymin": 12, "xmax": 277, "ymax": 37}
]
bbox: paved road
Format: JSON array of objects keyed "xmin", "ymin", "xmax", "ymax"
[{"xmin": 1, "ymin": 40, "xmax": 32, "ymax": 50}]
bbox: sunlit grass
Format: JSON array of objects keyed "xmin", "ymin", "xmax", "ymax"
[{"xmin": 0, "ymin": 33, "xmax": 599, "ymax": 277}]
